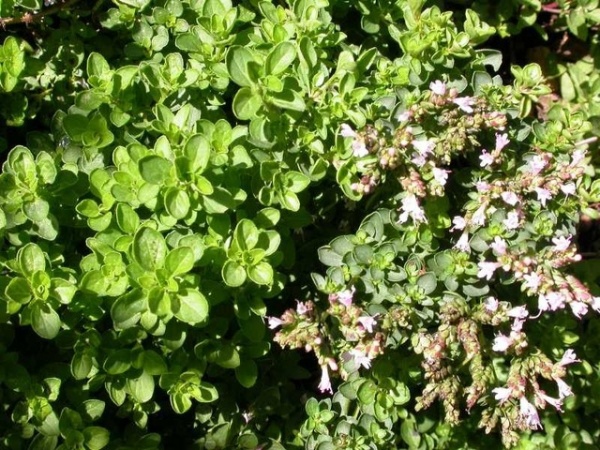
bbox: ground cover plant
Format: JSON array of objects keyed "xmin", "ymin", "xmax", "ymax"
[{"xmin": 1, "ymin": 0, "xmax": 600, "ymax": 449}]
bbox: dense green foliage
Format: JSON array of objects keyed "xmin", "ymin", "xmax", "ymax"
[{"xmin": 0, "ymin": 0, "xmax": 599, "ymax": 449}]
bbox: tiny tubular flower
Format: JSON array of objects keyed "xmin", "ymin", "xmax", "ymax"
[
  {"xmin": 267, "ymin": 317, "xmax": 284, "ymax": 329},
  {"xmin": 472, "ymin": 204, "xmax": 487, "ymax": 226},
  {"xmin": 534, "ymin": 187, "xmax": 552, "ymax": 206},
  {"xmin": 501, "ymin": 191, "xmax": 519, "ymax": 206},
  {"xmin": 484, "ymin": 296, "xmax": 499, "ymax": 312},
  {"xmin": 480, "ymin": 150, "xmax": 494, "ymax": 167},
  {"xmin": 318, "ymin": 365, "xmax": 333, "ymax": 394},
  {"xmin": 569, "ymin": 301, "xmax": 588, "ymax": 318},
  {"xmin": 490, "ymin": 236, "xmax": 507, "ymax": 255},
  {"xmin": 348, "ymin": 348, "xmax": 373, "ymax": 369},
  {"xmin": 558, "ymin": 349, "xmax": 579, "ymax": 367},
  {"xmin": 492, "ymin": 386, "xmax": 512, "ymax": 403},
  {"xmin": 537, "ymin": 392, "xmax": 563, "ymax": 411},
  {"xmin": 526, "ymin": 155, "xmax": 547, "ymax": 175},
  {"xmin": 570, "ymin": 149, "xmax": 586, "ymax": 166},
  {"xmin": 432, "ymin": 167, "xmax": 449, "ymax": 186},
  {"xmin": 555, "ymin": 378, "xmax": 573, "ymax": 399},
  {"xmin": 551, "ymin": 235, "xmax": 571, "ymax": 252},
  {"xmin": 476, "ymin": 180, "xmax": 491, "ymax": 192},
  {"xmin": 429, "ymin": 80, "xmax": 447, "ymax": 96},
  {"xmin": 560, "ymin": 183, "xmax": 576, "ymax": 196},
  {"xmin": 477, "ymin": 261, "xmax": 500, "ymax": 280},
  {"xmin": 507, "ymin": 306, "xmax": 528, "ymax": 319},
  {"xmin": 519, "ymin": 397, "xmax": 542, "ymax": 430},
  {"xmin": 503, "ymin": 210, "xmax": 520, "ymax": 230},
  {"xmin": 523, "ymin": 272, "xmax": 542, "ymax": 291},
  {"xmin": 451, "ymin": 216, "xmax": 467, "ymax": 231},
  {"xmin": 495, "ymin": 133, "xmax": 510, "ymax": 152},
  {"xmin": 412, "ymin": 139, "xmax": 436, "ymax": 156},
  {"xmin": 399, "ymin": 194, "xmax": 427, "ymax": 224},
  {"xmin": 453, "ymin": 96, "xmax": 475, "ymax": 113},
  {"xmin": 336, "ymin": 286, "xmax": 356, "ymax": 307},
  {"xmin": 492, "ymin": 333, "xmax": 512, "ymax": 352},
  {"xmin": 296, "ymin": 301, "xmax": 310, "ymax": 315},
  {"xmin": 340, "ymin": 123, "xmax": 357, "ymax": 138},
  {"xmin": 454, "ymin": 232, "xmax": 470, "ymax": 252},
  {"xmin": 357, "ymin": 316, "xmax": 377, "ymax": 333}
]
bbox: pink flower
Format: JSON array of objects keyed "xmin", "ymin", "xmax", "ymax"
[
  {"xmin": 432, "ymin": 167, "xmax": 449, "ymax": 186},
  {"xmin": 454, "ymin": 232, "xmax": 470, "ymax": 252},
  {"xmin": 495, "ymin": 133, "xmax": 510, "ymax": 152},
  {"xmin": 534, "ymin": 187, "xmax": 552, "ymax": 206},
  {"xmin": 552, "ymin": 235, "xmax": 571, "ymax": 252},
  {"xmin": 451, "ymin": 216, "xmax": 467, "ymax": 231},
  {"xmin": 340, "ymin": 124, "xmax": 369, "ymax": 157},
  {"xmin": 480, "ymin": 150, "xmax": 494, "ymax": 167},
  {"xmin": 399, "ymin": 194, "xmax": 427, "ymax": 224},
  {"xmin": 337, "ymin": 287, "xmax": 356, "ymax": 307},
  {"xmin": 555, "ymin": 378, "xmax": 573, "ymax": 399},
  {"xmin": 560, "ymin": 183, "xmax": 576, "ymax": 196},
  {"xmin": 397, "ymin": 111, "xmax": 412, "ymax": 122},
  {"xmin": 484, "ymin": 296, "xmax": 499, "ymax": 312},
  {"xmin": 519, "ymin": 397, "xmax": 542, "ymax": 430},
  {"xmin": 503, "ymin": 211, "xmax": 520, "ymax": 230},
  {"xmin": 571, "ymin": 149, "xmax": 586, "ymax": 166},
  {"xmin": 296, "ymin": 301, "xmax": 310, "ymax": 315},
  {"xmin": 501, "ymin": 191, "xmax": 519, "ymax": 206},
  {"xmin": 267, "ymin": 317, "xmax": 284, "ymax": 329},
  {"xmin": 411, "ymin": 154, "xmax": 427, "ymax": 167},
  {"xmin": 318, "ymin": 366, "xmax": 333, "ymax": 394},
  {"xmin": 453, "ymin": 96, "xmax": 474, "ymax": 113},
  {"xmin": 430, "ymin": 80, "xmax": 447, "ymax": 96},
  {"xmin": 478, "ymin": 261, "xmax": 500, "ymax": 280},
  {"xmin": 523, "ymin": 272, "xmax": 542, "ymax": 291},
  {"xmin": 537, "ymin": 392, "xmax": 563, "ymax": 411},
  {"xmin": 492, "ymin": 387, "xmax": 512, "ymax": 403},
  {"xmin": 546, "ymin": 291, "xmax": 566, "ymax": 310},
  {"xmin": 490, "ymin": 236, "xmax": 507, "ymax": 255},
  {"xmin": 412, "ymin": 139, "xmax": 435, "ymax": 156},
  {"xmin": 493, "ymin": 333, "xmax": 513, "ymax": 352},
  {"xmin": 358, "ymin": 316, "xmax": 376, "ymax": 333},
  {"xmin": 507, "ymin": 306, "xmax": 528, "ymax": 319},
  {"xmin": 476, "ymin": 180, "xmax": 491, "ymax": 192},
  {"xmin": 472, "ymin": 204, "xmax": 487, "ymax": 226},
  {"xmin": 558, "ymin": 349, "xmax": 579, "ymax": 367}
]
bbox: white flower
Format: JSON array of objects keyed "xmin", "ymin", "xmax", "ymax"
[
  {"xmin": 558, "ymin": 349, "xmax": 579, "ymax": 367},
  {"xmin": 503, "ymin": 211, "xmax": 520, "ymax": 230},
  {"xmin": 537, "ymin": 392, "xmax": 563, "ymax": 411},
  {"xmin": 267, "ymin": 317, "xmax": 284, "ymax": 329},
  {"xmin": 545, "ymin": 291, "xmax": 566, "ymax": 311},
  {"xmin": 492, "ymin": 387, "xmax": 512, "ymax": 403},
  {"xmin": 453, "ymin": 96, "xmax": 475, "ymax": 113},
  {"xmin": 534, "ymin": 187, "xmax": 552, "ymax": 206},
  {"xmin": 352, "ymin": 141, "xmax": 369, "ymax": 158},
  {"xmin": 495, "ymin": 133, "xmax": 510, "ymax": 152},
  {"xmin": 432, "ymin": 167, "xmax": 449, "ymax": 186},
  {"xmin": 454, "ymin": 232, "xmax": 470, "ymax": 252},
  {"xmin": 478, "ymin": 261, "xmax": 500, "ymax": 280},
  {"xmin": 412, "ymin": 139, "xmax": 435, "ymax": 156},
  {"xmin": 411, "ymin": 154, "xmax": 427, "ymax": 167},
  {"xmin": 348, "ymin": 348, "xmax": 373, "ymax": 369},
  {"xmin": 493, "ymin": 334, "xmax": 512, "ymax": 352},
  {"xmin": 523, "ymin": 272, "xmax": 542, "ymax": 291},
  {"xmin": 451, "ymin": 216, "xmax": 467, "ymax": 231},
  {"xmin": 526, "ymin": 155, "xmax": 547, "ymax": 175},
  {"xmin": 472, "ymin": 204, "xmax": 487, "ymax": 226},
  {"xmin": 501, "ymin": 191, "xmax": 519, "ymax": 206},
  {"xmin": 569, "ymin": 301, "xmax": 588, "ymax": 318},
  {"xmin": 358, "ymin": 316, "xmax": 376, "ymax": 333},
  {"xmin": 398, "ymin": 194, "xmax": 427, "ymax": 224},
  {"xmin": 507, "ymin": 306, "xmax": 528, "ymax": 319},
  {"xmin": 552, "ymin": 235, "xmax": 571, "ymax": 252},
  {"xmin": 571, "ymin": 149, "xmax": 586, "ymax": 166},
  {"xmin": 318, "ymin": 366, "xmax": 333, "ymax": 394},
  {"xmin": 429, "ymin": 80, "xmax": 447, "ymax": 96},
  {"xmin": 490, "ymin": 236, "xmax": 507, "ymax": 255},
  {"xmin": 480, "ymin": 150, "xmax": 494, "ymax": 167},
  {"xmin": 519, "ymin": 397, "xmax": 542, "ymax": 430},
  {"xmin": 296, "ymin": 301, "xmax": 310, "ymax": 315},
  {"xmin": 555, "ymin": 378, "xmax": 573, "ymax": 399},
  {"xmin": 484, "ymin": 296, "xmax": 499, "ymax": 312},
  {"xmin": 560, "ymin": 183, "xmax": 576, "ymax": 196},
  {"xmin": 397, "ymin": 110, "xmax": 412, "ymax": 122},
  {"xmin": 476, "ymin": 180, "xmax": 491, "ymax": 192},
  {"xmin": 340, "ymin": 123, "xmax": 357, "ymax": 138}
]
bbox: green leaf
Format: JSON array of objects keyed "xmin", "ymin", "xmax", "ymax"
[
  {"xmin": 103, "ymin": 349, "xmax": 132, "ymax": 375},
  {"xmin": 174, "ymin": 288, "xmax": 209, "ymax": 325},
  {"xmin": 31, "ymin": 302, "xmax": 61, "ymax": 339},
  {"xmin": 165, "ymin": 246, "xmax": 195, "ymax": 277},
  {"xmin": 233, "ymin": 219, "xmax": 259, "ymax": 251},
  {"xmin": 401, "ymin": 418, "xmax": 421, "ymax": 448},
  {"xmin": 232, "ymin": 87, "xmax": 262, "ymax": 120},
  {"xmin": 416, "ymin": 273, "xmax": 437, "ymax": 295},
  {"xmin": 139, "ymin": 155, "xmax": 172, "ymax": 184},
  {"xmin": 82, "ymin": 399, "xmax": 106, "ymax": 422},
  {"xmin": 184, "ymin": 134, "xmax": 211, "ymax": 174},
  {"xmin": 132, "ymin": 227, "xmax": 167, "ymax": 271},
  {"xmin": 196, "ymin": 381, "xmax": 219, "ymax": 403},
  {"xmin": 83, "ymin": 426, "xmax": 110, "ymax": 450},
  {"xmin": 28, "ymin": 434, "xmax": 58, "ymax": 450},
  {"xmin": 175, "ymin": 33, "xmax": 203, "ymax": 53},
  {"xmin": 285, "ymin": 171, "xmax": 310, "ymax": 193},
  {"xmin": 222, "ymin": 260, "xmax": 246, "ymax": 287},
  {"xmin": 143, "ymin": 350, "xmax": 168, "ymax": 375},
  {"xmin": 164, "ymin": 187, "xmax": 190, "ymax": 219},
  {"xmin": 76, "ymin": 91, "xmax": 105, "ymax": 111},
  {"xmin": 266, "ymin": 42, "xmax": 297, "ymax": 75},
  {"xmin": 226, "ymin": 46, "xmax": 258, "ymax": 87},
  {"xmin": 115, "ymin": 203, "xmax": 139, "ymax": 234},
  {"xmin": 357, "ymin": 379, "xmax": 377, "ymax": 405},
  {"xmin": 71, "ymin": 352, "xmax": 93, "ymax": 380},
  {"xmin": 5, "ymin": 276, "xmax": 32, "ymax": 304},
  {"xmin": 171, "ymin": 392, "xmax": 192, "ymax": 414},
  {"xmin": 247, "ymin": 262, "xmax": 273, "ymax": 285},
  {"xmin": 269, "ymin": 89, "xmax": 306, "ymax": 112},
  {"xmin": 87, "ymin": 52, "xmax": 111, "ymax": 79},
  {"xmin": 235, "ymin": 359, "xmax": 258, "ymax": 388},
  {"xmin": 211, "ymin": 343, "xmax": 241, "ymax": 369},
  {"xmin": 126, "ymin": 371, "xmax": 155, "ymax": 404},
  {"xmin": 111, "ymin": 290, "xmax": 148, "ymax": 329}
]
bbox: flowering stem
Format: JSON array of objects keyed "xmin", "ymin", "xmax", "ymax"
[
  {"xmin": 0, "ymin": 0, "xmax": 82, "ymax": 27},
  {"xmin": 574, "ymin": 136, "xmax": 598, "ymax": 147}
]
